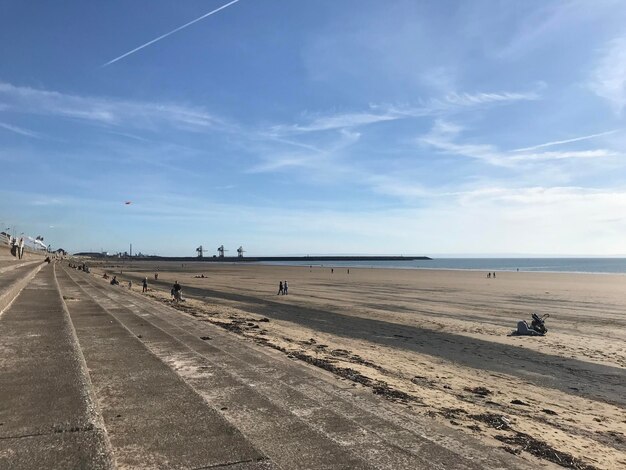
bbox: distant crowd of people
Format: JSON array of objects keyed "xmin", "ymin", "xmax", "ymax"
[
  {"xmin": 69, "ymin": 262, "xmax": 89, "ymax": 272},
  {"xmin": 100, "ymin": 268, "xmax": 294, "ymax": 302}
]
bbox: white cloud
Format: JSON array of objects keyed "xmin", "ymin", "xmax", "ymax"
[
  {"xmin": 248, "ymin": 129, "xmax": 360, "ymax": 175},
  {"xmin": 0, "ymin": 121, "xmax": 42, "ymax": 138},
  {"xmin": 273, "ymin": 89, "xmax": 539, "ymax": 134},
  {"xmin": 0, "ymin": 81, "xmax": 227, "ymax": 132},
  {"xmin": 509, "ymin": 149, "xmax": 615, "ymax": 161},
  {"xmin": 420, "ymin": 121, "xmax": 617, "ymax": 167},
  {"xmin": 438, "ymin": 90, "xmax": 540, "ymax": 107},
  {"xmin": 589, "ymin": 36, "xmax": 626, "ymax": 114}
]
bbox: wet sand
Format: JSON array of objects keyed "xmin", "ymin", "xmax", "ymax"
[{"xmin": 90, "ymin": 261, "xmax": 626, "ymax": 469}]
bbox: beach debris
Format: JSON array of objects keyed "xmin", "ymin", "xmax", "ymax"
[
  {"xmin": 215, "ymin": 321, "xmax": 244, "ymax": 334},
  {"xmin": 541, "ymin": 408, "xmax": 558, "ymax": 415},
  {"xmin": 495, "ymin": 432, "xmax": 597, "ymax": 470},
  {"xmin": 439, "ymin": 408, "xmax": 467, "ymax": 420},
  {"xmin": 467, "ymin": 424, "xmax": 482, "ymax": 432},
  {"xmin": 258, "ymin": 317, "xmax": 270, "ymax": 322},
  {"xmin": 372, "ymin": 382, "xmax": 413, "ymax": 401},
  {"xmin": 501, "ymin": 446, "xmax": 521, "ymax": 455},
  {"xmin": 470, "ymin": 413, "xmax": 511, "ymax": 430},
  {"xmin": 464, "ymin": 386, "xmax": 492, "ymax": 397},
  {"xmin": 510, "ymin": 399, "xmax": 529, "ymax": 406},
  {"xmin": 200, "ymin": 336, "xmax": 212, "ymax": 341},
  {"xmin": 330, "ymin": 348, "xmax": 350, "ymax": 357},
  {"xmin": 286, "ymin": 351, "xmax": 415, "ymax": 402}
]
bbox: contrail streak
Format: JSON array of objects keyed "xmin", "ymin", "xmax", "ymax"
[
  {"xmin": 513, "ymin": 129, "xmax": 619, "ymax": 152},
  {"xmin": 102, "ymin": 0, "xmax": 240, "ymax": 67}
]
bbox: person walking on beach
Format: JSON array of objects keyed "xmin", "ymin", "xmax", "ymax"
[
  {"xmin": 493, "ymin": 272, "xmax": 496, "ymax": 278},
  {"xmin": 283, "ymin": 281, "xmax": 288, "ymax": 295},
  {"xmin": 277, "ymin": 281, "xmax": 284, "ymax": 295},
  {"xmin": 142, "ymin": 277, "xmax": 148, "ymax": 293},
  {"xmin": 9, "ymin": 237, "xmax": 16, "ymax": 257},
  {"xmin": 172, "ymin": 281, "xmax": 182, "ymax": 302},
  {"xmin": 18, "ymin": 237, "xmax": 24, "ymax": 259}
]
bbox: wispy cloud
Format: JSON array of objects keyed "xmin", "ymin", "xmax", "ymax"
[
  {"xmin": 509, "ymin": 149, "xmax": 615, "ymax": 161},
  {"xmin": 0, "ymin": 121, "xmax": 42, "ymax": 138},
  {"xmin": 420, "ymin": 120, "xmax": 616, "ymax": 167},
  {"xmin": 248, "ymin": 129, "xmax": 360, "ymax": 174},
  {"xmin": 273, "ymin": 89, "xmax": 539, "ymax": 134},
  {"xmin": 437, "ymin": 90, "xmax": 540, "ymax": 107},
  {"xmin": 0, "ymin": 81, "xmax": 227, "ymax": 131},
  {"xmin": 513, "ymin": 130, "xmax": 619, "ymax": 152},
  {"xmin": 589, "ymin": 36, "xmax": 626, "ymax": 114},
  {"xmin": 102, "ymin": 0, "xmax": 241, "ymax": 67}
]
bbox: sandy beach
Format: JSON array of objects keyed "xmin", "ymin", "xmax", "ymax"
[{"xmin": 90, "ymin": 261, "xmax": 626, "ymax": 469}]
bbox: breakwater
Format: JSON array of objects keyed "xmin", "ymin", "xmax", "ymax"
[{"xmin": 75, "ymin": 254, "xmax": 431, "ymax": 262}]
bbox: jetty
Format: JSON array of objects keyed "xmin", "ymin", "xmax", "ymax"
[{"xmin": 73, "ymin": 253, "xmax": 432, "ymax": 262}]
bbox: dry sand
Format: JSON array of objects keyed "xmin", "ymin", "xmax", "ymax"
[{"xmin": 88, "ymin": 260, "xmax": 626, "ymax": 469}]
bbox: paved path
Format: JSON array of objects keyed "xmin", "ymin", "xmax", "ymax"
[{"xmin": 0, "ymin": 265, "xmax": 113, "ymax": 469}]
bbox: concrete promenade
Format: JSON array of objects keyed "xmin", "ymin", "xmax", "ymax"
[{"xmin": 0, "ymin": 261, "xmax": 539, "ymax": 469}]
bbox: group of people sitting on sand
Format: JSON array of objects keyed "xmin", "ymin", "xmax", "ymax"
[{"xmin": 69, "ymin": 262, "xmax": 89, "ymax": 273}]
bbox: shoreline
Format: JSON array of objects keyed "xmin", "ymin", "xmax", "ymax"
[
  {"xmin": 251, "ymin": 262, "xmax": 626, "ymax": 275},
  {"xmin": 79, "ymin": 255, "xmax": 626, "ymax": 275}
]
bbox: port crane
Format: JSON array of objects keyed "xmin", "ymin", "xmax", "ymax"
[
  {"xmin": 237, "ymin": 246, "xmax": 245, "ymax": 258},
  {"xmin": 217, "ymin": 245, "xmax": 228, "ymax": 258},
  {"xmin": 196, "ymin": 245, "xmax": 209, "ymax": 258}
]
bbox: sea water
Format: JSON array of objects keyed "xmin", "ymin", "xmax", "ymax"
[{"xmin": 256, "ymin": 258, "xmax": 626, "ymax": 274}]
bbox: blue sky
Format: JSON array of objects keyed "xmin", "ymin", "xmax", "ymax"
[{"xmin": 1, "ymin": 0, "xmax": 626, "ymax": 256}]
